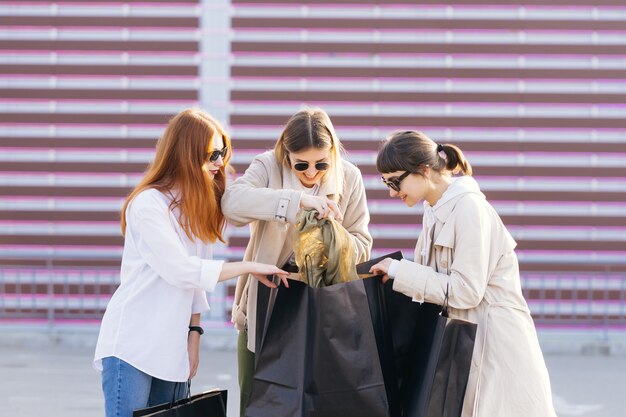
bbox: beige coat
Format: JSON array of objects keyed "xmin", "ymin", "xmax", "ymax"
[
  {"xmin": 392, "ymin": 176, "xmax": 556, "ymax": 417},
  {"xmin": 222, "ymin": 150, "xmax": 372, "ymax": 352}
]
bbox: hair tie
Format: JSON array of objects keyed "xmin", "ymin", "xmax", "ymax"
[{"xmin": 436, "ymin": 143, "xmax": 447, "ymax": 160}]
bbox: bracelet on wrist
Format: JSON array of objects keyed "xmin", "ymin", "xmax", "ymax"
[{"xmin": 188, "ymin": 325, "xmax": 204, "ymax": 335}]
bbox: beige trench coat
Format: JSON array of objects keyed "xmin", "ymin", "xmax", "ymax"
[
  {"xmin": 392, "ymin": 177, "xmax": 556, "ymax": 417},
  {"xmin": 222, "ymin": 150, "xmax": 372, "ymax": 352}
]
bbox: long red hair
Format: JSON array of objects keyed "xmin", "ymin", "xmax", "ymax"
[{"xmin": 121, "ymin": 108, "xmax": 232, "ymax": 243}]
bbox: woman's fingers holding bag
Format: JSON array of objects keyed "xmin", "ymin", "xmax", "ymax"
[
  {"xmin": 252, "ymin": 274, "xmax": 276, "ymax": 288},
  {"xmin": 370, "ymin": 258, "xmax": 393, "ymax": 284},
  {"xmin": 370, "ymin": 258, "xmax": 393, "ymax": 274},
  {"xmin": 275, "ymin": 273, "xmax": 290, "ymax": 288},
  {"xmin": 252, "ymin": 273, "xmax": 290, "ymax": 289},
  {"xmin": 249, "ymin": 263, "xmax": 290, "ymax": 288}
]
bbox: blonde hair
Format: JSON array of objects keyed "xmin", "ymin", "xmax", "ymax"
[
  {"xmin": 121, "ymin": 108, "xmax": 232, "ymax": 243},
  {"xmin": 274, "ymin": 108, "xmax": 344, "ymax": 198}
]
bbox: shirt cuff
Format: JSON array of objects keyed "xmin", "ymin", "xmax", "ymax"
[
  {"xmin": 387, "ymin": 260, "xmax": 400, "ymax": 279},
  {"xmin": 275, "ymin": 190, "xmax": 303, "ymax": 224},
  {"xmin": 392, "ymin": 259, "xmax": 427, "ymax": 303},
  {"xmin": 285, "ymin": 190, "xmax": 304, "ymax": 224}
]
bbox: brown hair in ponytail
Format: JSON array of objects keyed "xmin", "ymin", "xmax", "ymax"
[{"xmin": 376, "ymin": 130, "xmax": 472, "ymax": 176}]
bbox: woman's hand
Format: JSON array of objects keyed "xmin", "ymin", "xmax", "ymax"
[
  {"xmin": 248, "ymin": 262, "xmax": 290, "ymax": 288},
  {"xmin": 369, "ymin": 258, "xmax": 393, "ymax": 284},
  {"xmin": 187, "ymin": 331, "xmax": 200, "ymax": 379},
  {"xmin": 300, "ymin": 195, "xmax": 343, "ymax": 221}
]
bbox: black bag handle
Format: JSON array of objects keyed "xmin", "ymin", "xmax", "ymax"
[
  {"xmin": 304, "ymin": 253, "xmax": 314, "ymax": 287},
  {"xmin": 166, "ymin": 380, "xmax": 191, "ymax": 408}
]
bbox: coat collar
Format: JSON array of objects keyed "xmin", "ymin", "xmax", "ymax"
[
  {"xmin": 425, "ymin": 176, "xmax": 485, "ymax": 224},
  {"xmin": 421, "ymin": 176, "xmax": 485, "ymax": 257}
]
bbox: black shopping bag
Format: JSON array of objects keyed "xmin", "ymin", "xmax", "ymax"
[
  {"xmin": 250, "ymin": 251, "xmax": 476, "ymax": 417},
  {"xmin": 359, "ymin": 253, "xmax": 477, "ymax": 417},
  {"xmin": 132, "ymin": 389, "xmax": 227, "ymax": 417},
  {"xmin": 359, "ymin": 252, "xmax": 425, "ymax": 417},
  {"xmin": 247, "ymin": 277, "xmax": 389, "ymax": 417},
  {"xmin": 402, "ymin": 305, "xmax": 476, "ymax": 417}
]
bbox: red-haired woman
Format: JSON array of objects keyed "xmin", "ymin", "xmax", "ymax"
[{"xmin": 93, "ymin": 109, "xmax": 288, "ymax": 417}]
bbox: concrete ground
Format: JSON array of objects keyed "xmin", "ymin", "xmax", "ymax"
[{"xmin": 1, "ymin": 336, "xmax": 625, "ymax": 417}]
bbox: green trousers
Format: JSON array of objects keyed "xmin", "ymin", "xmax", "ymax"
[{"xmin": 237, "ymin": 330, "xmax": 255, "ymax": 417}]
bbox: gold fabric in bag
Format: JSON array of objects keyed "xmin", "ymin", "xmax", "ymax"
[{"xmin": 293, "ymin": 208, "xmax": 359, "ymax": 287}]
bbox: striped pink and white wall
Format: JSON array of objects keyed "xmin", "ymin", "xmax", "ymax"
[
  {"xmin": 1, "ymin": 0, "xmax": 625, "ymax": 342},
  {"xmin": 226, "ymin": 0, "xmax": 626, "ymax": 337},
  {"xmin": 0, "ymin": 0, "xmax": 207, "ymax": 323}
]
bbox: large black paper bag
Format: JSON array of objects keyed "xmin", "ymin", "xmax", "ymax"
[
  {"xmin": 249, "ymin": 251, "xmax": 475, "ymax": 417},
  {"xmin": 247, "ymin": 278, "xmax": 389, "ymax": 417},
  {"xmin": 404, "ymin": 309, "xmax": 476, "ymax": 417},
  {"xmin": 359, "ymin": 253, "xmax": 477, "ymax": 417}
]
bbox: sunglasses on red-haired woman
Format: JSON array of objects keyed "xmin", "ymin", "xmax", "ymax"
[{"xmin": 207, "ymin": 146, "xmax": 228, "ymax": 162}]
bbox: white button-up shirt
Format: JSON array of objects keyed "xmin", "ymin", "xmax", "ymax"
[{"xmin": 94, "ymin": 188, "xmax": 223, "ymax": 382}]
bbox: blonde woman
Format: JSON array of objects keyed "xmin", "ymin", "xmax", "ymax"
[
  {"xmin": 221, "ymin": 108, "xmax": 372, "ymax": 415},
  {"xmin": 93, "ymin": 109, "xmax": 288, "ymax": 417}
]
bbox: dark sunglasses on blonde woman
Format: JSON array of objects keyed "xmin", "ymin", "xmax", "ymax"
[{"xmin": 293, "ymin": 161, "xmax": 330, "ymax": 172}]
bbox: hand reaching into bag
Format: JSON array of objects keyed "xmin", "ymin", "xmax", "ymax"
[
  {"xmin": 247, "ymin": 262, "xmax": 290, "ymax": 288},
  {"xmin": 370, "ymin": 257, "xmax": 393, "ymax": 284}
]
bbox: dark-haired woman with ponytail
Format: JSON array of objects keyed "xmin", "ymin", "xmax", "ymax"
[{"xmin": 370, "ymin": 131, "xmax": 556, "ymax": 417}]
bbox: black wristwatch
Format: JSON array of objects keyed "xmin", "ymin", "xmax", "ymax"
[{"xmin": 188, "ymin": 325, "xmax": 204, "ymax": 335}]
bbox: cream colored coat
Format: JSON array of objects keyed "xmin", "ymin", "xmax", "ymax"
[
  {"xmin": 392, "ymin": 176, "xmax": 556, "ymax": 417},
  {"xmin": 222, "ymin": 150, "xmax": 372, "ymax": 352}
]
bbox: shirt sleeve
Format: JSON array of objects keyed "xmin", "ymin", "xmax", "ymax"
[
  {"xmin": 191, "ymin": 288, "xmax": 210, "ymax": 314},
  {"xmin": 392, "ymin": 198, "xmax": 490, "ymax": 309},
  {"xmin": 221, "ymin": 156, "xmax": 303, "ymax": 226},
  {"xmin": 128, "ymin": 200, "xmax": 223, "ymax": 292},
  {"xmin": 387, "ymin": 260, "xmax": 400, "ymax": 279}
]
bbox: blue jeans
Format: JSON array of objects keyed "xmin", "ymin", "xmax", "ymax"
[{"xmin": 101, "ymin": 356, "xmax": 188, "ymax": 417}]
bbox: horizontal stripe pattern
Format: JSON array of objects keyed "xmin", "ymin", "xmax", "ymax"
[
  {"xmin": 0, "ymin": 2, "xmax": 203, "ymax": 322},
  {"xmin": 231, "ymin": 0, "xmax": 626, "ymax": 5},
  {"xmin": 2, "ymin": 1, "xmax": 625, "ymax": 335},
  {"xmin": 226, "ymin": 1, "xmax": 626, "ymax": 332}
]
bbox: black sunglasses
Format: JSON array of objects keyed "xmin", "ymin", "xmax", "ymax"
[
  {"xmin": 207, "ymin": 146, "xmax": 228, "ymax": 162},
  {"xmin": 292, "ymin": 161, "xmax": 330, "ymax": 172},
  {"xmin": 381, "ymin": 171, "xmax": 411, "ymax": 192}
]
